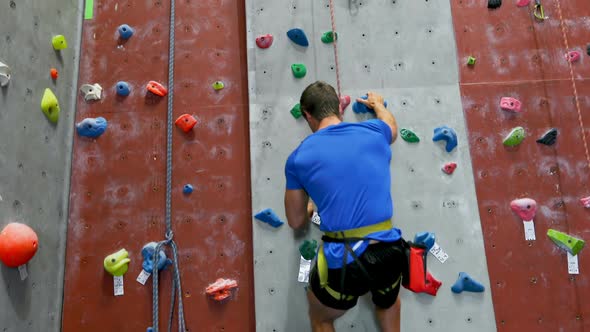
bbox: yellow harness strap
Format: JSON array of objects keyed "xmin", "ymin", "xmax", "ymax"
[{"xmin": 317, "ymin": 220, "xmax": 393, "ymax": 299}]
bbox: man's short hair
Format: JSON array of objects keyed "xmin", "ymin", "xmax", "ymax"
[{"xmin": 300, "ymin": 81, "xmax": 340, "ymax": 121}]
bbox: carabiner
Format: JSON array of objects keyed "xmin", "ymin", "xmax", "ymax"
[{"xmin": 533, "ymin": 0, "xmax": 547, "ymax": 20}]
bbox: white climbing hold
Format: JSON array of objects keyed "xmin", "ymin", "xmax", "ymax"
[
  {"xmin": 0, "ymin": 61, "xmax": 11, "ymax": 87},
  {"xmin": 80, "ymin": 83, "xmax": 103, "ymax": 101}
]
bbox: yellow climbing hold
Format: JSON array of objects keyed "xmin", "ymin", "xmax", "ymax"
[
  {"xmin": 40, "ymin": 88, "xmax": 60, "ymax": 123},
  {"xmin": 212, "ymin": 81, "xmax": 225, "ymax": 91},
  {"xmin": 52, "ymin": 35, "xmax": 68, "ymax": 50},
  {"xmin": 103, "ymin": 249, "xmax": 131, "ymax": 277}
]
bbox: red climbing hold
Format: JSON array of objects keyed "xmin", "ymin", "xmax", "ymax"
[
  {"xmin": 516, "ymin": 0, "xmax": 531, "ymax": 7},
  {"xmin": 339, "ymin": 95, "xmax": 351, "ymax": 114},
  {"xmin": 174, "ymin": 114, "xmax": 197, "ymax": 133},
  {"xmin": 256, "ymin": 34, "xmax": 274, "ymax": 49},
  {"xmin": 0, "ymin": 223, "xmax": 39, "ymax": 268},
  {"xmin": 146, "ymin": 81, "xmax": 168, "ymax": 97},
  {"xmin": 510, "ymin": 198, "xmax": 537, "ymax": 220},
  {"xmin": 580, "ymin": 196, "xmax": 590, "ymax": 208},
  {"xmin": 500, "ymin": 97, "xmax": 522, "ymax": 113},
  {"xmin": 423, "ymin": 271, "xmax": 442, "ymax": 296},
  {"xmin": 206, "ymin": 278, "xmax": 238, "ymax": 301},
  {"xmin": 442, "ymin": 162, "xmax": 457, "ymax": 175},
  {"xmin": 50, "ymin": 68, "xmax": 58, "ymax": 80},
  {"xmin": 566, "ymin": 51, "xmax": 581, "ymax": 63}
]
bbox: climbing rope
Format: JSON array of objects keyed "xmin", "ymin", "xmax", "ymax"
[
  {"xmin": 150, "ymin": 0, "xmax": 186, "ymax": 330},
  {"xmin": 328, "ymin": 0, "xmax": 342, "ymax": 98},
  {"xmin": 554, "ymin": 0, "xmax": 590, "ymax": 173}
]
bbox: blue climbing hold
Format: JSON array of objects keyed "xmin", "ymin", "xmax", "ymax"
[
  {"xmin": 116, "ymin": 81, "xmax": 130, "ymax": 96},
  {"xmin": 183, "ymin": 184, "xmax": 193, "ymax": 194},
  {"xmin": 352, "ymin": 95, "xmax": 388, "ymax": 114},
  {"xmin": 141, "ymin": 242, "xmax": 172, "ymax": 274},
  {"xmin": 414, "ymin": 232, "xmax": 435, "ymax": 251},
  {"xmin": 254, "ymin": 208, "xmax": 284, "ymax": 228},
  {"xmin": 451, "ymin": 272, "xmax": 485, "ymax": 293},
  {"xmin": 76, "ymin": 117, "xmax": 108, "ymax": 138},
  {"xmin": 118, "ymin": 24, "xmax": 134, "ymax": 39},
  {"xmin": 433, "ymin": 125, "xmax": 458, "ymax": 152},
  {"xmin": 287, "ymin": 28, "xmax": 309, "ymax": 47}
]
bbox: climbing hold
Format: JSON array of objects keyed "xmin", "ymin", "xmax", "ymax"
[
  {"xmin": 103, "ymin": 249, "xmax": 130, "ymax": 277},
  {"xmin": 254, "ymin": 208, "xmax": 284, "ymax": 228},
  {"xmin": 565, "ymin": 51, "xmax": 581, "ymax": 63},
  {"xmin": 503, "ymin": 126, "xmax": 526, "ymax": 147},
  {"xmin": 352, "ymin": 95, "xmax": 388, "ymax": 114},
  {"xmin": 290, "ymin": 103, "xmax": 302, "ymax": 119},
  {"xmin": 256, "ymin": 34, "xmax": 274, "ymax": 49},
  {"xmin": 291, "ymin": 64, "xmax": 307, "ymax": 78},
  {"xmin": 52, "ymin": 35, "xmax": 68, "ymax": 50},
  {"xmin": 488, "ymin": 0, "xmax": 502, "ymax": 9},
  {"xmin": 414, "ymin": 232, "xmax": 435, "ymax": 251},
  {"xmin": 432, "ymin": 126, "xmax": 458, "ymax": 152},
  {"xmin": 510, "ymin": 198, "xmax": 537, "ymax": 220},
  {"xmin": 516, "ymin": 0, "xmax": 531, "ymax": 6},
  {"xmin": 536, "ymin": 128, "xmax": 558, "ymax": 145},
  {"xmin": 212, "ymin": 81, "xmax": 225, "ymax": 91},
  {"xmin": 80, "ymin": 83, "xmax": 103, "ymax": 101},
  {"xmin": 467, "ymin": 56, "xmax": 476, "ymax": 66},
  {"xmin": 206, "ymin": 278, "xmax": 238, "ymax": 301},
  {"xmin": 175, "ymin": 114, "xmax": 198, "ymax": 132},
  {"xmin": 400, "ymin": 129, "xmax": 420, "ymax": 143},
  {"xmin": 40, "ymin": 88, "xmax": 60, "ymax": 123},
  {"xmin": 286, "ymin": 28, "xmax": 309, "ymax": 47},
  {"xmin": 547, "ymin": 229, "xmax": 585, "ymax": 256},
  {"xmin": 118, "ymin": 24, "xmax": 134, "ymax": 39},
  {"xmin": 0, "ymin": 61, "xmax": 11, "ymax": 87},
  {"xmin": 442, "ymin": 162, "xmax": 457, "ymax": 175},
  {"xmin": 500, "ymin": 97, "xmax": 522, "ymax": 113},
  {"xmin": 141, "ymin": 242, "xmax": 172, "ymax": 274},
  {"xmin": 587, "ymin": 44, "xmax": 590, "ymax": 56},
  {"xmin": 183, "ymin": 184, "xmax": 193, "ymax": 194},
  {"xmin": 0, "ymin": 223, "xmax": 38, "ymax": 268},
  {"xmin": 299, "ymin": 239, "xmax": 318, "ymax": 260},
  {"xmin": 423, "ymin": 271, "xmax": 442, "ymax": 296},
  {"xmin": 50, "ymin": 68, "xmax": 58, "ymax": 80},
  {"xmin": 116, "ymin": 81, "xmax": 130, "ymax": 96},
  {"xmin": 339, "ymin": 95, "xmax": 351, "ymax": 112},
  {"xmin": 321, "ymin": 31, "xmax": 337, "ymax": 44},
  {"xmin": 76, "ymin": 117, "xmax": 108, "ymax": 138},
  {"xmin": 580, "ymin": 196, "xmax": 590, "ymax": 208},
  {"xmin": 451, "ymin": 272, "xmax": 485, "ymax": 293},
  {"xmin": 146, "ymin": 80, "xmax": 168, "ymax": 97}
]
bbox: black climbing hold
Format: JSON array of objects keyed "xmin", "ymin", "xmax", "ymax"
[
  {"xmin": 536, "ymin": 128, "xmax": 558, "ymax": 146},
  {"xmin": 587, "ymin": 44, "xmax": 590, "ymax": 56},
  {"xmin": 488, "ymin": 0, "xmax": 502, "ymax": 9}
]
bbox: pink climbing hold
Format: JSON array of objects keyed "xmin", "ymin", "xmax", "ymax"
[
  {"xmin": 500, "ymin": 97, "xmax": 522, "ymax": 113},
  {"xmin": 510, "ymin": 198, "xmax": 537, "ymax": 220},
  {"xmin": 339, "ymin": 95, "xmax": 351, "ymax": 114},
  {"xmin": 256, "ymin": 34, "xmax": 274, "ymax": 49},
  {"xmin": 566, "ymin": 51, "xmax": 581, "ymax": 62},
  {"xmin": 442, "ymin": 162, "xmax": 457, "ymax": 175},
  {"xmin": 580, "ymin": 196, "xmax": 590, "ymax": 208},
  {"xmin": 516, "ymin": 0, "xmax": 531, "ymax": 7}
]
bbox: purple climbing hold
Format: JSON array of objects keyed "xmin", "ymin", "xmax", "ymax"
[
  {"xmin": 287, "ymin": 28, "xmax": 309, "ymax": 47},
  {"xmin": 433, "ymin": 126, "xmax": 458, "ymax": 152},
  {"xmin": 254, "ymin": 208, "xmax": 284, "ymax": 228},
  {"xmin": 451, "ymin": 272, "xmax": 485, "ymax": 293},
  {"xmin": 510, "ymin": 198, "xmax": 537, "ymax": 220},
  {"xmin": 414, "ymin": 232, "xmax": 435, "ymax": 251}
]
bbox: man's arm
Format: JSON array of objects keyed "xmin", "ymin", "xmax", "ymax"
[
  {"xmin": 357, "ymin": 92, "xmax": 398, "ymax": 144},
  {"xmin": 284, "ymin": 189, "xmax": 310, "ymax": 229}
]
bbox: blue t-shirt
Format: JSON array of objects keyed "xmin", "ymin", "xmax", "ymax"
[{"xmin": 285, "ymin": 119, "xmax": 402, "ymax": 268}]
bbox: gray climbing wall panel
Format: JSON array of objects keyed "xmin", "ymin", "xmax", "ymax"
[
  {"xmin": 247, "ymin": 0, "xmax": 498, "ymax": 331},
  {"xmin": 0, "ymin": 0, "xmax": 82, "ymax": 331}
]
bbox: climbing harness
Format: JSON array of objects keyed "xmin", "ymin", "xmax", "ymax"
[
  {"xmin": 149, "ymin": 0, "xmax": 187, "ymax": 330},
  {"xmin": 533, "ymin": 0, "xmax": 547, "ymax": 20},
  {"xmin": 328, "ymin": 0, "xmax": 342, "ymax": 98}
]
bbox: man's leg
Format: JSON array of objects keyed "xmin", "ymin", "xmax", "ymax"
[
  {"xmin": 375, "ymin": 297, "xmax": 401, "ymax": 332},
  {"xmin": 307, "ymin": 288, "xmax": 348, "ymax": 332}
]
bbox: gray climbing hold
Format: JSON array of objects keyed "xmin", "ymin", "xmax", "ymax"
[
  {"xmin": 0, "ymin": 61, "xmax": 11, "ymax": 87},
  {"xmin": 80, "ymin": 83, "xmax": 103, "ymax": 101}
]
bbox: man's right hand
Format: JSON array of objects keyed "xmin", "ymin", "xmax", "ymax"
[
  {"xmin": 356, "ymin": 92, "xmax": 386, "ymax": 110},
  {"xmin": 357, "ymin": 91, "xmax": 398, "ymax": 144}
]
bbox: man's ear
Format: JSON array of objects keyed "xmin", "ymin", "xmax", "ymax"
[{"xmin": 303, "ymin": 111, "xmax": 312, "ymax": 121}]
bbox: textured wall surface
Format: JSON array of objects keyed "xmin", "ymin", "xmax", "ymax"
[
  {"xmin": 0, "ymin": 0, "xmax": 82, "ymax": 331},
  {"xmin": 247, "ymin": 0, "xmax": 497, "ymax": 331},
  {"xmin": 451, "ymin": 0, "xmax": 590, "ymax": 330}
]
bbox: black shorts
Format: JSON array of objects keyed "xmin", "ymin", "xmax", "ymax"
[{"xmin": 309, "ymin": 240, "xmax": 405, "ymax": 311}]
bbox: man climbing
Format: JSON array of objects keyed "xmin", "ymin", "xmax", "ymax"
[{"xmin": 284, "ymin": 81, "xmax": 404, "ymax": 332}]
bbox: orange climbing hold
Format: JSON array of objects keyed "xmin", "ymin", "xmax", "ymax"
[
  {"xmin": 50, "ymin": 68, "xmax": 58, "ymax": 80},
  {"xmin": 174, "ymin": 114, "xmax": 197, "ymax": 133},
  {"xmin": 146, "ymin": 80, "xmax": 168, "ymax": 97},
  {"xmin": 0, "ymin": 223, "xmax": 39, "ymax": 268},
  {"xmin": 205, "ymin": 278, "xmax": 238, "ymax": 301}
]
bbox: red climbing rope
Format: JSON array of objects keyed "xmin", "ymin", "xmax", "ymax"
[
  {"xmin": 554, "ymin": 0, "xmax": 590, "ymax": 172},
  {"xmin": 328, "ymin": 0, "xmax": 342, "ymax": 98}
]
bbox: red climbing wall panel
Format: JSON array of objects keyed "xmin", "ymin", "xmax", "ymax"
[
  {"xmin": 451, "ymin": 0, "xmax": 590, "ymax": 331},
  {"xmin": 62, "ymin": 1, "xmax": 254, "ymax": 331}
]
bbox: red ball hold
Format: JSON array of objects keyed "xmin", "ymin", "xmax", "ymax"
[
  {"xmin": 50, "ymin": 68, "xmax": 58, "ymax": 80},
  {"xmin": 0, "ymin": 223, "xmax": 39, "ymax": 268}
]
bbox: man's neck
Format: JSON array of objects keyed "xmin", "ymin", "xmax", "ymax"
[{"xmin": 317, "ymin": 116, "xmax": 341, "ymax": 131}]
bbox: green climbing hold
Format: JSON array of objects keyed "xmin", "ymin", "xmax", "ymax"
[
  {"xmin": 41, "ymin": 88, "xmax": 60, "ymax": 123},
  {"xmin": 400, "ymin": 128, "xmax": 420, "ymax": 143},
  {"xmin": 547, "ymin": 229, "xmax": 585, "ymax": 256},
  {"xmin": 290, "ymin": 103, "xmax": 302, "ymax": 119},
  {"xmin": 212, "ymin": 81, "xmax": 224, "ymax": 91},
  {"xmin": 52, "ymin": 35, "xmax": 68, "ymax": 50},
  {"xmin": 299, "ymin": 239, "xmax": 318, "ymax": 260},
  {"xmin": 321, "ymin": 31, "xmax": 338, "ymax": 43},
  {"xmin": 467, "ymin": 56, "xmax": 476, "ymax": 66},
  {"xmin": 291, "ymin": 64, "xmax": 307, "ymax": 79},
  {"xmin": 103, "ymin": 248, "xmax": 131, "ymax": 277},
  {"xmin": 503, "ymin": 127, "xmax": 526, "ymax": 147}
]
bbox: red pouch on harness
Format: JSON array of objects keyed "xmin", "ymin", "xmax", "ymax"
[{"xmin": 401, "ymin": 240, "xmax": 428, "ymax": 293}]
